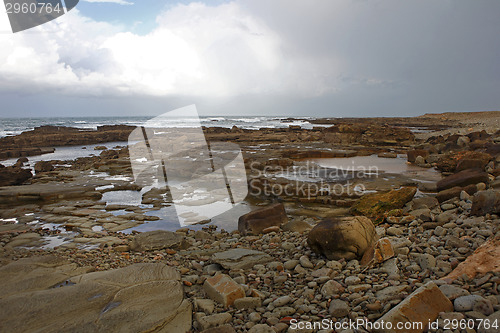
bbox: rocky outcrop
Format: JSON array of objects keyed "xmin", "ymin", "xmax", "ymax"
[
  {"xmin": 0, "ymin": 257, "xmax": 192, "ymax": 332},
  {"xmin": 238, "ymin": 203, "xmax": 288, "ymax": 235},
  {"xmin": 0, "ymin": 164, "xmax": 32, "ymax": 186},
  {"xmin": 471, "ymin": 190, "xmax": 500, "ymax": 215},
  {"xmin": 34, "ymin": 160, "xmax": 54, "ymax": 173},
  {"xmin": 436, "ymin": 151, "xmax": 492, "ymax": 173},
  {"xmin": 436, "ymin": 169, "xmax": 489, "ymax": 192},
  {"xmin": 307, "ymin": 216, "xmax": 377, "ymax": 260},
  {"xmin": 350, "ymin": 187, "xmax": 417, "ymax": 223}
]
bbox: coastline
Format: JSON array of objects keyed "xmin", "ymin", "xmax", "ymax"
[{"xmin": 0, "ymin": 111, "xmax": 500, "ymax": 332}]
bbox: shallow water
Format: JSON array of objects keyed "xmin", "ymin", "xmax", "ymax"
[{"xmin": 310, "ymin": 154, "xmax": 442, "ymax": 182}]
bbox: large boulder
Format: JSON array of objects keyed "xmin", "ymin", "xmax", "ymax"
[
  {"xmin": 436, "ymin": 169, "xmax": 489, "ymax": 192},
  {"xmin": 350, "ymin": 187, "xmax": 417, "ymax": 223},
  {"xmin": 437, "ymin": 151, "xmax": 492, "ymax": 173},
  {"xmin": 238, "ymin": 203, "xmax": 287, "ymax": 235},
  {"xmin": 0, "ymin": 257, "xmax": 192, "ymax": 332},
  {"xmin": 471, "ymin": 190, "xmax": 500, "ymax": 216},
  {"xmin": 0, "ymin": 164, "xmax": 32, "ymax": 186},
  {"xmin": 129, "ymin": 230, "xmax": 190, "ymax": 252},
  {"xmin": 307, "ymin": 216, "xmax": 377, "ymax": 260}
]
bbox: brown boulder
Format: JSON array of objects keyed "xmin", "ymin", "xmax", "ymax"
[
  {"xmin": 436, "ymin": 168, "xmax": 489, "ymax": 192},
  {"xmin": 0, "ymin": 164, "xmax": 32, "ymax": 186},
  {"xmin": 471, "ymin": 190, "xmax": 500, "ymax": 216},
  {"xmin": 307, "ymin": 216, "xmax": 377, "ymax": 260},
  {"xmin": 350, "ymin": 187, "xmax": 417, "ymax": 223},
  {"xmin": 436, "ymin": 184, "xmax": 477, "ymax": 203},
  {"xmin": 238, "ymin": 203, "xmax": 287, "ymax": 235},
  {"xmin": 437, "ymin": 151, "xmax": 491, "ymax": 173},
  {"xmin": 456, "ymin": 158, "xmax": 490, "ymax": 172}
]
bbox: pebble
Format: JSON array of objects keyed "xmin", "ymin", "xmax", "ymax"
[{"xmin": 329, "ymin": 299, "xmax": 350, "ymax": 317}]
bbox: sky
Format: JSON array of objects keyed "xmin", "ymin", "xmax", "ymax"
[{"xmin": 0, "ymin": 0, "xmax": 499, "ymax": 118}]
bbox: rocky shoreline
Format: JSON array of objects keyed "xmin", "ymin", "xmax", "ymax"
[{"xmin": 0, "ymin": 111, "xmax": 500, "ymax": 332}]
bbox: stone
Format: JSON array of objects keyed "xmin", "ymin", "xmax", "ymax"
[
  {"xmin": 234, "ymin": 297, "xmax": 261, "ymax": 310},
  {"xmin": 329, "ymin": 299, "xmax": 350, "ymax": 317},
  {"xmin": 281, "ymin": 219, "xmax": 312, "ymax": 233},
  {"xmin": 454, "ymin": 295, "xmax": 489, "ymax": 312},
  {"xmin": 212, "ymin": 248, "xmax": 272, "ymax": 270},
  {"xmin": 203, "ymin": 273, "xmax": 245, "ymax": 307},
  {"xmin": 407, "ymin": 149, "xmax": 429, "ymax": 163},
  {"xmin": 436, "ymin": 169, "xmax": 489, "ymax": 192},
  {"xmin": 414, "ymin": 155, "xmax": 426, "ymax": 165},
  {"xmin": 200, "ymin": 324, "xmax": 236, "ymax": 333},
  {"xmin": 350, "ymin": 187, "xmax": 417, "ymax": 222},
  {"xmin": 248, "ymin": 324, "xmax": 275, "ymax": 333},
  {"xmin": 238, "ymin": 203, "xmax": 287, "ymax": 235},
  {"xmin": 471, "ymin": 190, "xmax": 500, "ymax": 216},
  {"xmin": 0, "ymin": 164, "xmax": 32, "ymax": 186},
  {"xmin": 307, "ymin": 216, "xmax": 377, "ymax": 260},
  {"xmin": 456, "ymin": 157, "xmax": 491, "ymax": 172},
  {"xmin": 438, "ymin": 285, "xmax": 470, "ymax": 300},
  {"xmin": 129, "ymin": 230, "xmax": 189, "ymax": 252},
  {"xmin": 376, "ymin": 285, "xmax": 408, "ymax": 302},
  {"xmin": 409, "ymin": 208, "xmax": 432, "ymax": 222},
  {"xmin": 321, "ymin": 280, "xmax": 345, "ymax": 297},
  {"xmin": 195, "ymin": 299, "xmax": 215, "ymax": 314},
  {"xmin": 34, "ymin": 161, "xmax": 54, "ymax": 173},
  {"xmin": 374, "ymin": 282, "xmax": 453, "ymax": 333},
  {"xmin": 360, "ymin": 237, "xmax": 394, "ymax": 266},
  {"xmin": 443, "ymin": 235, "xmax": 500, "ymax": 282},
  {"xmin": 299, "ymin": 255, "xmax": 313, "ymax": 268},
  {"xmin": 273, "ymin": 296, "xmax": 292, "ymax": 307},
  {"xmin": 0, "ymin": 259, "xmax": 191, "ymax": 332},
  {"xmin": 198, "ymin": 313, "xmax": 232, "ymax": 331},
  {"xmin": 409, "ymin": 197, "xmax": 439, "ymax": 210},
  {"xmin": 437, "ymin": 184, "xmax": 477, "ymax": 203},
  {"xmin": 284, "ymin": 260, "xmax": 299, "ymax": 270},
  {"xmin": 411, "ymin": 253, "xmax": 436, "ymax": 270},
  {"xmin": 477, "ymin": 311, "xmax": 500, "ymax": 333}
]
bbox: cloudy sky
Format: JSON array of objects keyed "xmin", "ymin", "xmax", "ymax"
[{"xmin": 0, "ymin": 0, "xmax": 499, "ymax": 117}]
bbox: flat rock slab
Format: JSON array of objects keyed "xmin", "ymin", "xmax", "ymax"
[
  {"xmin": 0, "ymin": 256, "xmax": 191, "ymax": 332},
  {"xmin": 129, "ymin": 230, "xmax": 190, "ymax": 252},
  {"xmin": 212, "ymin": 248, "xmax": 272, "ymax": 270}
]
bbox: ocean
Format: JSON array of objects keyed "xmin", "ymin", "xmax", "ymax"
[{"xmin": 0, "ymin": 116, "xmax": 323, "ymax": 138}]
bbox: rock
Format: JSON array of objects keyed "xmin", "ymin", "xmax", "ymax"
[
  {"xmin": 478, "ymin": 311, "xmax": 500, "ymax": 333},
  {"xmin": 454, "ymin": 295, "xmax": 491, "ymax": 313},
  {"xmin": 198, "ymin": 313, "xmax": 232, "ymax": 331},
  {"xmin": 376, "ymin": 285, "xmax": 408, "ymax": 302},
  {"xmin": 329, "ymin": 299, "xmax": 350, "ymax": 317},
  {"xmin": 374, "ymin": 282, "xmax": 453, "ymax": 333},
  {"xmin": 409, "ymin": 208, "xmax": 432, "ymax": 222},
  {"xmin": 281, "ymin": 219, "xmax": 312, "ymax": 233},
  {"xmin": 436, "ymin": 169, "xmax": 489, "ymax": 192},
  {"xmin": 234, "ymin": 297, "xmax": 261, "ymax": 310},
  {"xmin": 456, "ymin": 158, "xmax": 490, "ymax": 172},
  {"xmin": 378, "ymin": 152, "xmax": 398, "ymax": 158},
  {"xmin": 129, "ymin": 230, "xmax": 189, "ymax": 252},
  {"xmin": 248, "ymin": 324, "xmax": 275, "ymax": 333},
  {"xmin": 437, "ymin": 184, "xmax": 477, "ymax": 203},
  {"xmin": 212, "ymin": 248, "xmax": 272, "ymax": 270},
  {"xmin": 411, "ymin": 253, "xmax": 436, "ymax": 270},
  {"xmin": 238, "ymin": 203, "xmax": 288, "ymax": 235},
  {"xmin": 273, "ymin": 296, "xmax": 292, "ymax": 307},
  {"xmin": 438, "ymin": 285, "xmax": 470, "ymax": 300},
  {"xmin": 0, "ymin": 260, "xmax": 192, "ymax": 332},
  {"xmin": 203, "ymin": 273, "xmax": 245, "ymax": 308},
  {"xmin": 350, "ymin": 187, "xmax": 417, "ymax": 222},
  {"xmin": 34, "ymin": 161, "xmax": 54, "ymax": 173},
  {"xmin": 360, "ymin": 237, "xmax": 394, "ymax": 266},
  {"xmin": 200, "ymin": 324, "xmax": 236, "ymax": 333},
  {"xmin": 409, "ymin": 197, "xmax": 439, "ymax": 210},
  {"xmin": 414, "ymin": 155, "xmax": 426, "ymax": 165},
  {"xmin": 471, "ymin": 190, "xmax": 500, "ymax": 216},
  {"xmin": 407, "ymin": 149, "xmax": 429, "ymax": 163},
  {"xmin": 436, "ymin": 151, "xmax": 491, "ymax": 173},
  {"xmin": 194, "ymin": 299, "xmax": 215, "ymax": 315},
  {"xmin": 284, "ymin": 260, "xmax": 299, "ymax": 270},
  {"xmin": 443, "ymin": 235, "xmax": 500, "ymax": 282},
  {"xmin": 0, "ymin": 164, "xmax": 32, "ymax": 186},
  {"xmin": 307, "ymin": 216, "xmax": 377, "ymax": 260},
  {"xmin": 299, "ymin": 255, "xmax": 313, "ymax": 268},
  {"xmin": 321, "ymin": 280, "xmax": 345, "ymax": 297}
]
